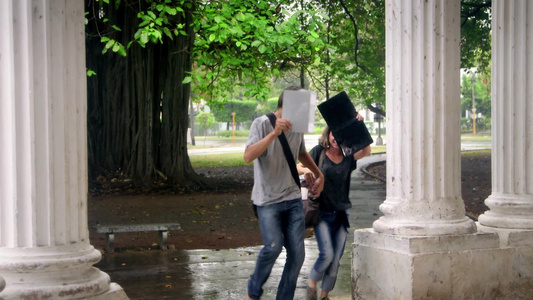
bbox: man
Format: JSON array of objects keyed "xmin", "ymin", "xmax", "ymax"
[{"xmin": 244, "ymin": 86, "xmax": 324, "ymax": 300}]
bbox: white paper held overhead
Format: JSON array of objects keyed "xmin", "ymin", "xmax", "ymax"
[{"xmin": 281, "ymin": 89, "xmax": 317, "ymax": 133}]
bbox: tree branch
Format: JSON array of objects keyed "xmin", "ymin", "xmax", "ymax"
[
  {"xmin": 338, "ymin": 0, "xmax": 369, "ymax": 74},
  {"xmin": 366, "ymin": 103, "xmax": 386, "ymax": 117}
]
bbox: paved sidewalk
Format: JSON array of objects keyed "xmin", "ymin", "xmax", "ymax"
[{"xmin": 94, "ymin": 154, "xmax": 387, "ymax": 300}]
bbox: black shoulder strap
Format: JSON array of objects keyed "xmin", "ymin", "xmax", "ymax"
[
  {"xmin": 266, "ymin": 113, "xmax": 301, "ymax": 188},
  {"xmin": 318, "ymin": 147, "xmax": 326, "ymax": 168}
]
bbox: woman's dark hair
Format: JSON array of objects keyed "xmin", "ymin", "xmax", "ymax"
[{"xmin": 277, "ymin": 85, "xmax": 302, "ymax": 108}]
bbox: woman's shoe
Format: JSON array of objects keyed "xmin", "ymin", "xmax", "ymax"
[{"xmin": 306, "ymin": 285, "xmax": 317, "ymax": 300}]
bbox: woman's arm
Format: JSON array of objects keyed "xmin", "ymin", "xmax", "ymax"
[
  {"xmin": 297, "ymin": 163, "xmax": 315, "ymax": 186},
  {"xmin": 298, "ymin": 152, "xmax": 324, "ymax": 198},
  {"xmin": 353, "ymin": 145, "xmax": 371, "ymax": 160}
]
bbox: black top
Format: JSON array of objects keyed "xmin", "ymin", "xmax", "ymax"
[{"xmin": 309, "ymin": 145, "xmax": 357, "ymax": 212}]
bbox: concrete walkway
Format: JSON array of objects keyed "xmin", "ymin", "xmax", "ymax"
[{"xmin": 94, "ymin": 153, "xmax": 387, "ymax": 300}]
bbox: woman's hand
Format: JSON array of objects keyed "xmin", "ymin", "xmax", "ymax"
[
  {"xmin": 308, "ymin": 175, "xmax": 324, "ymax": 199},
  {"xmin": 303, "ymin": 171, "xmax": 315, "ymax": 187}
]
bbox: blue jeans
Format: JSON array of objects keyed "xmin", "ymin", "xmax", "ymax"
[
  {"xmin": 309, "ymin": 211, "xmax": 349, "ymax": 292},
  {"xmin": 247, "ymin": 199, "xmax": 306, "ymax": 300}
]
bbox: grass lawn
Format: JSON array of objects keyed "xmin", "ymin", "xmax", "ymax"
[{"xmin": 188, "ymin": 133, "xmax": 487, "ymax": 168}]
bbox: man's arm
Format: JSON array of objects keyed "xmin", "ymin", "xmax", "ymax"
[
  {"xmin": 298, "ymin": 152, "xmax": 324, "ymax": 198},
  {"xmin": 243, "ymin": 117, "xmax": 292, "ymax": 163}
]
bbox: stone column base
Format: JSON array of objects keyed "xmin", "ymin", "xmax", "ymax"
[
  {"xmin": 0, "ymin": 245, "xmax": 129, "ymax": 300},
  {"xmin": 352, "ymin": 228, "xmax": 533, "ymax": 299},
  {"xmin": 90, "ymin": 283, "xmax": 129, "ymax": 300}
]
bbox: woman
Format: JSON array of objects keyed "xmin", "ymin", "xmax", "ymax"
[{"xmin": 298, "ymin": 119, "xmax": 371, "ymax": 300}]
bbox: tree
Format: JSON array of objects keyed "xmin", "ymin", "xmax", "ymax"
[
  {"xmin": 461, "ymin": 71, "xmax": 491, "ymax": 118},
  {"xmin": 460, "ymin": 0, "xmax": 492, "ymax": 73},
  {"xmin": 86, "ymin": 0, "xmax": 198, "ymax": 188},
  {"xmin": 85, "ymin": 0, "xmax": 492, "ymax": 191},
  {"xmin": 211, "ymin": 100, "xmax": 257, "ymax": 130},
  {"xmin": 304, "ymin": 0, "xmax": 491, "ymax": 117},
  {"xmin": 196, "ymin": 112, "xmax": 215, "ymax": 136},
  {"xmin": 85, "ymin": 0, "xmax": 329, "ymax": 190}
]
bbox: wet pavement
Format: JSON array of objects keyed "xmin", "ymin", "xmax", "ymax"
[{"xmin": 94, "ymin": 153, "xmax": 387, "ymax": 300}]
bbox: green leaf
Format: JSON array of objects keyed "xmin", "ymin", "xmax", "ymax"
[
  {"xmin": 140, "ymin": 33, "xmax": 149, "ymax": 44},
  {"xmin": 139, "ymin": 19, "xmax": 151, "ymax": 27},
  {"xmin": 104, "ymin": 39, "xmax": 115, "ymax": 50},
  {"xmin": 134, "ymin": 29, "xmax": 142, "ymax": 39},
  {"xmin": 165, "ymin": 7, "xmax": 177, "ymax": 15},
  {"xmin": 117, "ymin": 45, "xmax": 127, "ymax": 57},
  {"xmin": 209, "ymin": 34, "xmax": 215, "ymax": 41},
  {"xmin": 111, "ymin": 25, "xmax": 122, "ymax": 32},
  {"xmin": 86, "ymin": 69, "xmax": 97, "ymax": 77},
  {"xmin": 163, "ymin": 27, "xmax": 172, "ymax": 39},
  {"xmin": 112, "ymin": 43, "xmax": 120, "ymax": 52},
  {"xmin": 100, "ymin": 36, "xmax": 110, "ymax": 42},
  {"xmin": 182, "ymin": 76, "xmax": 192, "ymax": 84}
]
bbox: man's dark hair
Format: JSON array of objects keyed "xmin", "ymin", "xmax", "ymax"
[{"xmin": 277, "ymin": 85, "xmax": 302, "ymax": 108}]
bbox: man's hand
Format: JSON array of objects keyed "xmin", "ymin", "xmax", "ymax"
[{"xmin": 273, "ymin": 118, "xmax": 292, "ymax": 136}]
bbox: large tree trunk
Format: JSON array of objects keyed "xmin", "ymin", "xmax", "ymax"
[{"xmin": 86, "ymin": 0, "xmax": 204, "ymax": 189}]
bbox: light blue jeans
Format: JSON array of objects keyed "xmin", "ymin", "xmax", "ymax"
[
  {"xmin": 247, "ymin": 198, "xmax": 306, "ymax": 300},
  {"xmin": 309, "ymin": 210, "xmax": 349, "ymax": 292}
]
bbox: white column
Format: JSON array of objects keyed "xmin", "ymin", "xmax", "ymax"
[
  {"xmin": 373, "ymin": 0, "xmax": 475, "ymax": 236},
  {"xmin": 478, "ymin": 0, "xmax": 533, "ymax": 230},
  {"xmin": 0, "ymin": 1, "xmax": 127, "ymax": 299},
  {"xmin": 351, "ymin": 2, "xmax": 512, "ymax": 298}
]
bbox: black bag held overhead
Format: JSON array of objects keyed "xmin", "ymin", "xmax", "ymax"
[{"xmin": 318, "ymin": 91, "xmax": 373, "ymax": 157}]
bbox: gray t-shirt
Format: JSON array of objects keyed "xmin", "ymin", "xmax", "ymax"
[{"xmin": 246, "ymin": 115, "xmax": 306, "ymax": 206}]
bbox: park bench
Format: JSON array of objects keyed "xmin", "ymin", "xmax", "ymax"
[{"xmin": 93, "ymin": 223, "xmax": 181, "ymax": 253}]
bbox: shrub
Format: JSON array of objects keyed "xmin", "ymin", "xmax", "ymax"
[{"xmin": 217, "ymin": 130, "xmax": 250, "ymax": 137}]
